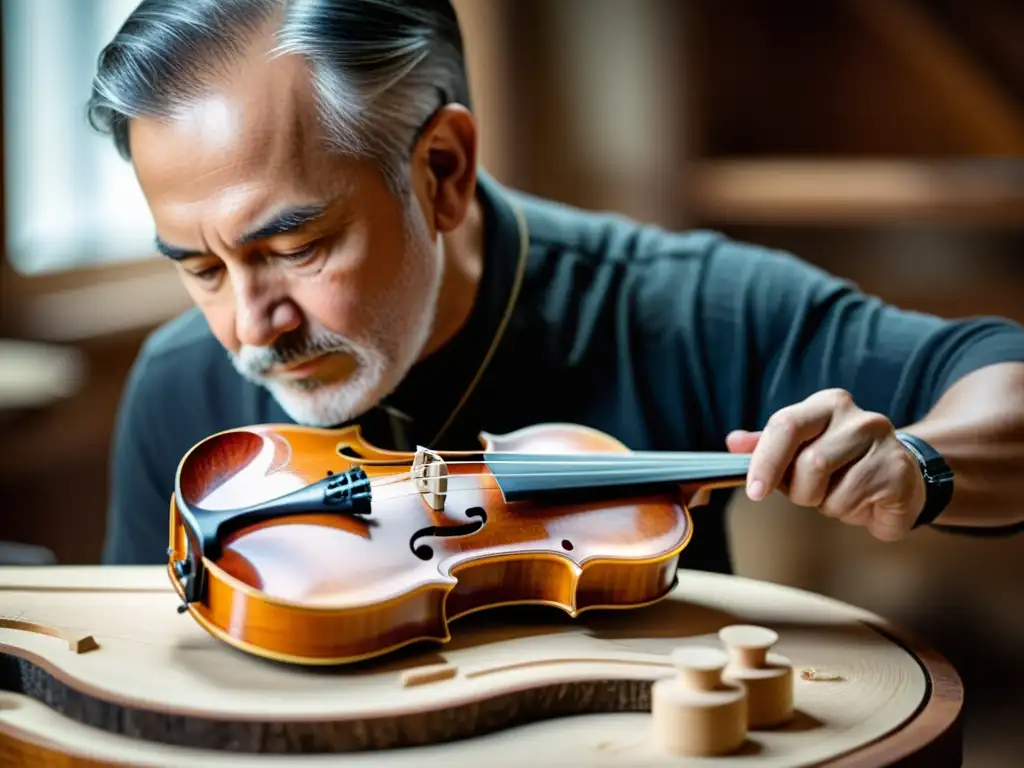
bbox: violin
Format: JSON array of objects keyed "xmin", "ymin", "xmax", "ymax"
[{"xmin": 168, "ymin": 422, "xmax": 752, "ymax": 665}]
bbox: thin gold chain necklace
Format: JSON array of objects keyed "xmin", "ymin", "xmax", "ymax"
[
  {"xmin": 425, "ymin": 198, "xmax": 530, "ymax": 448},
  {"xmin": 380, "ymin": 197, "xmax": 530, "ymax": 450}
]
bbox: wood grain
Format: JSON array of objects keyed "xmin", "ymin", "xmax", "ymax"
[{"xmin": 0, "ymin": 566, "xmax": 962, "ymax": 766}]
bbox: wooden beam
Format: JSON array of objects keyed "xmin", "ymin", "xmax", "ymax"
[
  {"xmin": 687, "ymin": 158, "xmax": 1024, "ymax": 227},
  {"xmin": 845, "ymin": 0, "xmax": 1024, "ymax": 154},
  {"xmin": 451, "ymin": 0, "xmax": 515, "ymax": 182}
]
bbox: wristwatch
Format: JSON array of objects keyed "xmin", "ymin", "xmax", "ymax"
[{"xmin": 894, "ymin": 432, "xmax": 955, "ymax": 528}]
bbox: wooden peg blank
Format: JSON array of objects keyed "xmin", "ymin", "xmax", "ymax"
[
  {"xmin": 719, "ymin": 624, "xmax": 794, "ymax": 728},
  {"xmin": 650, "ymin": 646, "xmax": 748, "ymax": 756}
]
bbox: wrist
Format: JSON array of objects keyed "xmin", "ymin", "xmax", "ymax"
[{"xmin": 895, "ymin": 432, "xmax": 955, "ymax": 528}]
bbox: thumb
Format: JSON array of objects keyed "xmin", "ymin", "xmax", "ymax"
[{"xmin": 726, "ymin": 429, "xmax": 761, "ymax": 453}]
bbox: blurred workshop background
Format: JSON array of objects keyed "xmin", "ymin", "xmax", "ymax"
[{"xmin": 1, "ymin": 0, "xmax": 1022, "ymax": 764}]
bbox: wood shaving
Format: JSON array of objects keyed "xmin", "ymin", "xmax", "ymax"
[{"xmin": 800, "ymin": 668, "xmax": 844, "ymax": 681}]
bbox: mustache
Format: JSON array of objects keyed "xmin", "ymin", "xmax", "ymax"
[{"xmin": 231, "ymin": 330, "xmax": 355, "ymax": 376}]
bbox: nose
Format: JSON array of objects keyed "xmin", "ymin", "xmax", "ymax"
[{"xmin": 233, "ymin": 273, "xmax": 302, "ymax": 348}]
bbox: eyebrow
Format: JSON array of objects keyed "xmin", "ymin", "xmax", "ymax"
[{"xmin": 154, "ymin": 204, "xmax": 328, "ymax": 261}]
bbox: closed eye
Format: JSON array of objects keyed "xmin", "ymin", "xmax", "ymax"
[
  {"xmin": 278, "ymin": 246, "xmax": 317, "ymax": 262},
  {"xmin": 272, "ymin": 242, "xmax": 323, "ymax": 267},
  {"xmin": 189, "ymin": 264, "xmax": 223, "ymax": 282}
]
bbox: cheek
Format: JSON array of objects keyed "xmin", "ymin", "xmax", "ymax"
[
  {"xmin": 294, "ymin": 270, "xmax": 369, "ymax": 336},
  {"xmin": 177, "ymin": 278, "xmax": 238, "ymax": 350},
  {"xmin": 304, "ymin": 226, "xmax": 414, "ymax": 328},
  {"xmin": 204, "ymin": 306, "xmax": 241, "ymax": 352}
]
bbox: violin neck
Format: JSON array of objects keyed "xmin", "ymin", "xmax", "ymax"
[{"xmin": 483, "ymin": 451, "xmax": 751, "ymax": 502}]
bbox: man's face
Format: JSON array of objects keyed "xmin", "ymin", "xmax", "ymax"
[{"xmin": 128, "ymin": 45, "xmax": 458, "ymax": 427}]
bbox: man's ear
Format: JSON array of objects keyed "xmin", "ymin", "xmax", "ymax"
[{"xmin": 410, "ymin": 104, "xmax": 478, "ymax": 234}]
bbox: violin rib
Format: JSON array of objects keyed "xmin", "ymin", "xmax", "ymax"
[{"xmin": 167, "ymin": 422, "xmax": 748, "ymax": 665}]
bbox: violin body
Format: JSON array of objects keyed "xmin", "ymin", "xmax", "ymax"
[{"xmin": 168, "ymin": 422, "xmax": 747, "ymax": 665}]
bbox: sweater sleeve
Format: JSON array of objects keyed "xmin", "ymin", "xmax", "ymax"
[{"xmin": 679, "ymin": 235, "xmax": 1024, "ymax": 536}]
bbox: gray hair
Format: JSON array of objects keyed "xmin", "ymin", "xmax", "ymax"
[{"xmin": 86, "ymin": 0, "xmax": 471, "ymax": 193}]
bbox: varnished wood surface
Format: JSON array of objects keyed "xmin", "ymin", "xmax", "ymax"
[
  {"xmin": 168, "ymin": 422, "xmax": 699, "ymax": 664},
  {"xmin": 0, "ymin": 566, "xmax": 962, "ymax": 766}
]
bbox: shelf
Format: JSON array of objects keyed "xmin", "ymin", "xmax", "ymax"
[
  {"xmin": 686, "ymin": 158, "xmax": 1024, "ymax": 228},
  {"xmin": 0, "ymin": 339, "xmax": 85, "ymax": 415}
]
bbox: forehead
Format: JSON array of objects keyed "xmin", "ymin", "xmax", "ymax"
[{"xmin": 128, "ymin": 44, "xmax": 352, "ymax": 242}]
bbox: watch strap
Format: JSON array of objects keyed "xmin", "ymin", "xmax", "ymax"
[{"xmin": 895, "ymin": 432, "xmax": 955, "ymax": 528}]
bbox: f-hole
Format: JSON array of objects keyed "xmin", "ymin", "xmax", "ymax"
[{"xmin": 410, "ymin": 507, "xmax": 487, "ymax": 561}]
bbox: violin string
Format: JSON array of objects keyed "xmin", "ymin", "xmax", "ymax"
[
  {"xmin": 367, "ymin": 453, "xmax": 753, "ymax": 468},
  {"xmin": 268, "ymin": 471, "xmax": 749, "ymax": 507},
  {"xmin": 192, "ymin": 461, "xmax": 752, "ymax": 511},
  {"xmin": 192, "ymin": 456, "xmax": 752, "ymax": 511},
  {"xmin": 356, "ymin": 468, "xmax": 751, "ymax": 507},
  {"xmin": 367, "ymin": 481, "xmax": 740, "ymax": 504},
  {"xmin": 366, "ymin": 456, "xmax": 753, "ymax": 489}
]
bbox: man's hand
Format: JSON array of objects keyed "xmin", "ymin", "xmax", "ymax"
[{"xmin": 725, "ymin": 388, "xmax": 926, "ymax": 542}]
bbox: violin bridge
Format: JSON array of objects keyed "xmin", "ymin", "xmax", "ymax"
[{"xmin": 412, "ymin": 447, "xmax": 448, "ymax": 511}]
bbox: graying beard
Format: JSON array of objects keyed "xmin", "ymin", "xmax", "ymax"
[
  {"xmin": 288, "ymin": 376, "xmax": 326, "ymax": 391},
  {"xmin": 240, "ymin": 334, "xmax": 353, "ymax": 372}
]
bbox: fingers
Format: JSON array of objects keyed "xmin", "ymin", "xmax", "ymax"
[
  {"xmin": 836, "ymin": 502, "xmax": 906, "ymax": 542},
  {"xmin": 743, "ymin": 389, "xmax": 919, "ymax": 547},
  {"xmin": 818, "ymin": 438, "xmax": 925, "ymax": 542},
  {"xmin": 726, "ymin": 429, "xmax": 761, "ymax": 454},
  {"xmin": 868, "ymin": 514, "xmax": 912, "ymax": 543},
  {"xmin": 816, "ymin": 444, "xmax": 885, "ymax": 518},
  {"xmin": 786, "ymin": 410, "xmax": 893, "ymax": 508},
  {"xmin": 747, "ymin": 389, "xmax": 854, "ymax": 500}
]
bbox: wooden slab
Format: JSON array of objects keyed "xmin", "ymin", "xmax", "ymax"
[{"xmin": 0, "ymin": 566, "xmax": 962, "ymax": 766}]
